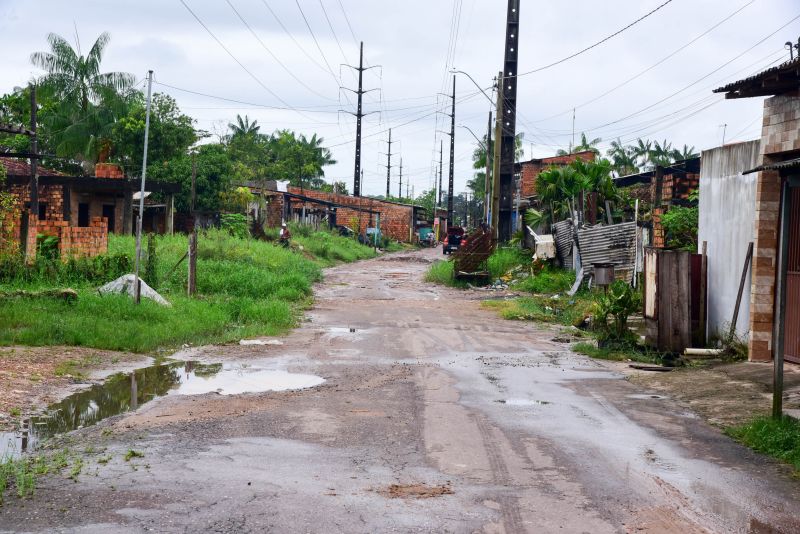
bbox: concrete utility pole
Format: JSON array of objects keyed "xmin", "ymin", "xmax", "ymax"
[
  {"xmin": 498, "ymin": 0, "xmax": 520, "ymax": 241},
  {"xmin": 484, "ymin": 110, "xmax": 493, "ymax": 224},
  {"xmin": 448, "ymin": 75, "xmax": 456, "ymax": 224},
  {"xmin": 134, "ymin": 70, "xmax": 154, "ymax": 304},
  {"xmin": 438, "ymin": 140, "xmax": 444, "ymax": 206},
  {"xmin": 399, "ymin": 158, "xmax": 403, "ymax": 198},
  {"xmin": 385, "ymin": 129, "xmax": 392, "ymax": 197},
  {"xmin": 491, "ymin": 72, "xmax": 503, "ymax": 238},
  {"xmin": 341, "ymin": 42, "xmax": 379, "ymax": 197}
]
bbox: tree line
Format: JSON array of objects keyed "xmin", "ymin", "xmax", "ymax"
[{"xmin": 0, "ymin": 32, "xmax": 341, "ymax": 214}]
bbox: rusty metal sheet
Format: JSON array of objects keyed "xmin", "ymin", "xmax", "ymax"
[{"xmin": 576, "ymin": 222, "xmax": 637, "ymax": 279}]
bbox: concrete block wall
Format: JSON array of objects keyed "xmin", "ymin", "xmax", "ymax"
[{"xmin": 748, "ymin": 91, "xmax": 800, "ymax": 361}]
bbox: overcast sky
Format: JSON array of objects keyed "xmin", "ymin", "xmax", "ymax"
[{"xmin": 1, "ymin": 0, "xmax": 797, "ymax": 197}]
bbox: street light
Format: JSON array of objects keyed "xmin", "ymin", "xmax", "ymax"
[
  {"xmin": 458, "ymin": 124, "xmax": 486, "ymax": 150},
  {"xmin": 450, "ymin": 69, "xmax": 495, "ymax": 106}
]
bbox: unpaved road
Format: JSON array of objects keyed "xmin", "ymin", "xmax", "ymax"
[{"xmin": 2, "ymin": 248, "xmax": 799, "ymax": 533}]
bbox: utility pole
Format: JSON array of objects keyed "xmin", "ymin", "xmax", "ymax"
[
  {"xmin": 188, "ymin": 153, "xmax": 197, "ymax": 297},
  {"xmin": 491, "ymin": 72, "xmax": 503, "ymax": 238},
  {"xmin": 498, "ymin": 0, "xmax": 520, "ymax": 241},
  {"xmin": 399, "ymin": 158, "xmax": 403, "ymax": 199},
  {"xmin": 384, "ymin": 129, "xmax": 392, "ymax": 197},
  {"xmin": 448, "ymin": 75, "xmax": 456, "ymax": 225},
  {"xmin": 134, "ymin": 70, "xmax": 154, "ymax": 304},
  {"xmin": 484, "ymin": 110, "xmax": 493, "ymax": 224},
  {"xmin": 29, "ymin": 85, "xmax": 38, "ymax": 227},
  {"xmin": 341, "ymin": 42, "xmax": 379, "ymax": 197},
  {"xmin": 438, "ymin": 140, "xmax": 444, "ymax": 207}
]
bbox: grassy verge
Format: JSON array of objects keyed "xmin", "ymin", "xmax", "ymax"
[
  {"xmin": 725, "ymin": 416, "xmax": 800, "ymax": 473},
  {"xmin": 0, "ymin": 228, "xmax": 378, "ymax": 353},
  {"xmin": 572, "ymin": 341, "xmax": 666, "ymax": 365},
  {"xmin": 481, "ymin": 294, "xmax": 593, "ymax": 327}
]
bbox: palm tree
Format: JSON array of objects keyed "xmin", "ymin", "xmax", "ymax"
[
  {"xmin": 606, "ymin": 139, "xmax": 638, "ymax": 176},
  {"xmin": 632, "ymin": 139, "xmax": 654, "ymax": 170},
  {"xmin": 670, "ymin": 144, "xmax": 699, "ymax": 162},
  {"xmin": 573, "ymin": 132, "xmax": 602, "ymax": 155},
  {"xmin": 651, "ymin": 139, "xmax": 674, "ymax": 167},
  {"xmin": 30, "ymin": 32, "xmax": 134, "ymax": 163},
  {"xmin": 31, "ymin": 32, "xmax": 134, "ymax": 113},
  {"xmin": 228, "ymin": 114, "xmax": 260, "ymax": 138}
]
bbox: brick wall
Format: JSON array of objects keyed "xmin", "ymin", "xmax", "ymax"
[
  {"xmin": 520, "ymin": 151, "xmax": 596, "ymax": 199},
  {"xmin": 748, "ymin": 90, "xmax": 800, "ymax": 361},
  {"xmin": 268, "ymin": 188, "xmax": 416, "ymax": 242},
  {"xmin": 94, "ymin": 163, "xmax": 125, "ymax": 179},
  {"xmin": 649, "ymin": 171, "xmax": 700, "ymax": 249}
]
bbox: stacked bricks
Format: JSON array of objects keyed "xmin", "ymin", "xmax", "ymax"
[
  {"xmin": 520, "ymin": 151, "xmax": 596, "ymax": 199},
  {"xmin": 94, "ymin": 163, "xmax": 125, "ymax": 179},
  {"xmin": 649, "ymin": 171, "xmax": 700, "ymax": 249},
  {"xmin": 748, "ymin": 90, "xmax": 800, "ymax": 362},
  {"xmin": 60, "ymin": 217, "xmax": 108, "ymax": 257},
  {"xmin": 652, "ymin": 208, "xmax": 666, "ymax": 248}
]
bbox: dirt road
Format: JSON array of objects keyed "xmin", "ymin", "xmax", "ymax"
[{"xmin": 2, "ymin": 248, "xmax": 799, "ymax": 533}]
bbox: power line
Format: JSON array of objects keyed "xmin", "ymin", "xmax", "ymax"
[
  {"xmin": 258, "ymin": 0, "xmax": 330, "ymax": 74},
  {"xmin": 516, "ymin": 0, "xmax": 676, "ymax": 78},
  {"xmin": 178, "ymin": 0, "xmax": 308, "ymax": 116},
  {"xmin": 295, "ymin": 0, "xmax": 342, "ymax": 87},
  {"xmin": 224, "ymin": 0, "xmax": 336, "ymax": 102},
  {"xmin": 532, "ymin": 0, "xmax": 757, "ymax": 124},
  {"xmin": 318, "ymin": 0, "xmax": 350, "ymax": 65}
]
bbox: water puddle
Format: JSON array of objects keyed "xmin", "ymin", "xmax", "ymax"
[
  {"xmin": 626, "ymin": 394, "xmax": 667, "ymax": 400},
  {"xmin": 496, "ymin": 399, "xmax": 551, "ymax": 406},
  {"xmin": 1, "ymin": 361, "xmax": 323, "ymax": 458}
]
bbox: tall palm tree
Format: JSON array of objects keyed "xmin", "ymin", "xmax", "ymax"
[
  {"xmin": 228, "ymin": 114, "xmax": 260, "ymax": 138},
  {"xmin": 606, "ymin": 139, "xmax": 638, "ymax": 176},
  {"xmin": 651, "ymin": 139, "xmax": 674, "ymax": 167},
  {"xmin": 573, "ymin": 132, "xmax": 602, "ymax": 155},
  {"xmin": 31, "ymin": 32, "xmax": 134, "ymax": 114},
  {"xmin": 632, "ymin": 139, "xmax": 654, "ymax": 170},
  {"xmin": 670, "ymin": 144, "xmax": 699, "ymax": 162},
  {"xmin": 30, "ymin": 32, "xmax": 134, "ymax": 163}
]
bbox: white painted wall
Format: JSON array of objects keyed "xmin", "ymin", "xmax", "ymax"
[{"xmin": 698, "ymin": 141, "xmax": 761, "ymax": 341}]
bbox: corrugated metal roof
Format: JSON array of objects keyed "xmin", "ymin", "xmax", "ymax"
[
  {"xmin": 713, "ymin": 57, "xmax": 800, "ymax": 97},
  {"xmin": 576, "ymin": 222, "xmax": 637, "ymax": 278},
  {"xmin": 743, "ymin": 157, "xmax": 800, "ymax": 175}
]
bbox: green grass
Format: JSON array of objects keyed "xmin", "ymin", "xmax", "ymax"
[
  {"xmin": 513, "ymin": 268, "xmax": 575, "ymax": 294},
  {"xmin": 725, "ymin": 416, "xmax": 800, "ymax": 473},
  {"xmin": 486, "ymin": 248, "xmax": 529, "ymax": 280},
  {"xmin": 0, "ymin": 228, "xmax": 377, "ymax": 353},
  {"xmin": 425, "ymin": 260, "xmax": 455, "ymax": 286},
  {"xmin": 482, "ymin": 293, "xmax": 593, "ymax": 327}
]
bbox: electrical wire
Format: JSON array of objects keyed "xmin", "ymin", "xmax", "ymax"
[
  {"xmin": 515, "ymin": 0, "xmax": 676, "ymax": 78},
  {"xmin": 223, "ymin": 0, "xmax": 336, "ymax": 102},
  {"xmin": 258, "ymin": 0, "xmax": 329, "ymax": 74},
  {"xmin": 318, "ymin": 0, "xmax": 350, "ymax": 66}
]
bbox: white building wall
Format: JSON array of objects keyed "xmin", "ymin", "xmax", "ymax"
[{"xmin": 698, "ymin": 140, "xmax": 761, "ymax": 340}]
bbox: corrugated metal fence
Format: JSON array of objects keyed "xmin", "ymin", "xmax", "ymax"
[{"xmin": 576, "ymin": 222, "xmax": 637, "ymax": 279}]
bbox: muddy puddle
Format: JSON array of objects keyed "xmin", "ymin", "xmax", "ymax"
[
  {"xmin": 497, "ymin": 399, "xmax": 551, "ymax": 406},
  {"xmin": 1, "ymin": 361, "xmax": 324, "ymax": 457}
]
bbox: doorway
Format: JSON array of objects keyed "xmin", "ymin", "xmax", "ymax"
[{"xmin": 785, "ymin": 183, "xmax": 800, "ymax": 364}]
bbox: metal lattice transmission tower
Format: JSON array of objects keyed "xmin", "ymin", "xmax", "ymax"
[{"xmin": 498, "ymin": 0, "xmax": 520, "ymax": 241}]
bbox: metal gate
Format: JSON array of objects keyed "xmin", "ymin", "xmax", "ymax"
[{"xmin": 785, "ymin": 186, "xmax": 800, "ymax": 364}]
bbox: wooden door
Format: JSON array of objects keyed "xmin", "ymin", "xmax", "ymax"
[{"xmin": 785, "ymin": 186, "xmax": 800, "ymax": 364}]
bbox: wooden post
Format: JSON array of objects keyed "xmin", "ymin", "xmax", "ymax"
[
  {"xmin": 491, "ymin": 72, "xmax": 503, "ymax": 240},
  {"xmin": 166, "ymin": 194, "xmax": 174, "ymax": 235},
  {"xmin": 188, "ymin": 231, "xmax": 197, "ymax": 297},
  {"xmin": 699, "ymin": 241, "xmax": 708, "ymax": 346},
  {"xmin": 773, "ymin": 181, "xmax": 791, "ymax": 419},
  {"xmin": 730, "ymin": 242, "xmax": 754, "ymax": 339}
]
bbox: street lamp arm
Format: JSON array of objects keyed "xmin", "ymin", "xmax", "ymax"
[
  {"xmin": 450, "ymin": 69, "xmax": 495, "ymax": 106},
  {"xmin": 458, "ymin": 125, "xmax": 486, "ymax": 150}
]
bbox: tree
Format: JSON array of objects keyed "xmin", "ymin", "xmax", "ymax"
[
  {"xmin": 30, "ymin": 32, "xmax": 135, "ymax": 164},
  {"xmin": 227, "ymin": 114, "xmax": 260, "ymax": 139},
  {"xmin": 606, "ymin": 138, "xmax": 639, "ymax": 176},
  {"xmin": 467, "ymin": 133, "xmax": 523, "ymax": 203},
  {"xmin": 148, "ymin": 144, "xmax": 233, "ymax": 213},
  {"xmin": 558, "ymin": 132, "xmax": 601, "ymax": 156},
  {"xmin": 111, "ymin": 93, "xmax": 197, "ymax": 175},
  {"xmin": 671, "ymin": 144, "xmax": 699, "ymax": 162}
]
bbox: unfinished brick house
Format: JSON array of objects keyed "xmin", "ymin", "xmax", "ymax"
[
  {"xmin": 1, "ymin": 159, "xmax": 179, "ymax": 259},
  {"xmin": 714, "ymin": 56, "xmax": 800, "ymax": 363},
  {"xmin": 517, "ymin": 150, "xmax": 596, "ymax": 200},
  {"xmin": 614, "ymin": 158, "xmax": 701, "ymax": 248},
  {"xmin": 246, "ymin": 182, "xmax": 432, "ymax": 243}
]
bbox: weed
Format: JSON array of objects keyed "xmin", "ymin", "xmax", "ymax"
[
  {"xmin": 425, "ymin": 260, "xmax": 456, "ymax": 286},
  {"xmin": 69, "ymin": 458, "xmax": 83, "ymax": 481},
  {"xmin": 514, "ymin": 268, "xmax": 575, "ymax": 294},
  {"xmin": 573, "ymin": 341, "xmax": 664, "ymax": 364},
  {"xmin": 486, "ymin": 248, "xmax": 529, "ymax": 280},
  {"xmin": 97, "ymin": 456, "xmax": 111, "ymax": 465},
  {"xmin": 725, "ymin": 416, "xmax": 800, "ymax": 472},
  {"xmin": 9, "ymin": 407, "xmax": 20, "ymax": 417},
  {"xmin": 124, "ymin": 450, "xmax": 144, "ymax": 462}
]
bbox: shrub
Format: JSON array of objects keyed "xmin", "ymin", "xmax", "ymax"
[
  {"xmin": 486, "ymin": 248, "xmax": 528, "ymax": 279},
  {"xmin": 220, "ymin": 213, "xmax": 250, "ymax": 240},
  {"xmin": 515, "ymin": 268, "xmax": 575, "ymax": 294},
  {"xmin": 592, "ymin": 281, "xmax": 642, "ymax": 345}
]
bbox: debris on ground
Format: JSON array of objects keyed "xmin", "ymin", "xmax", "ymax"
[
  {"xmin": 98, "ymin": 274, "xmax": 171, "ymax": 306},
  {"xmin": 379, "ymin": 483, "xmax": 454, "ymax": 499},
  {"xmin": 0, "ymin": 288, "xmax": 78, "ymax": 303},
  {"xmin": 239, "ymin": 339, "xmax": 285, "ymax": 346}
]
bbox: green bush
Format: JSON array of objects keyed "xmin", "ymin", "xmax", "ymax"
[
  {"xmin": 592, "ymin": 281, "xmax": 642, "ymax": 345},
  {"xmin": 220, "ymin": 213, "xmax": 249, "ymax": 240},
  {"xmin": 514, "ymin": 268, "xmax": 575, "ymax": 294}
]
